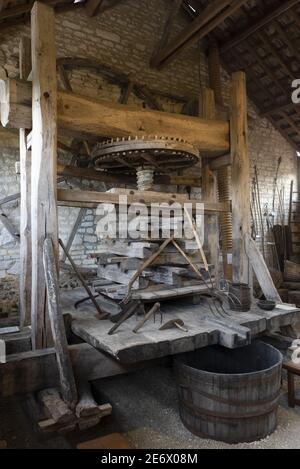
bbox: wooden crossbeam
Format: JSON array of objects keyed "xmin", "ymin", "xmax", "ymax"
[
  {"xmin": 151, "ymin": 0, "xmax": 249, "ymax": 69},
  {"xmin": 0, "ymin": 79, "xmax": 230, "ymax": 155},
  {"xmin": 221, "ymin": 0, "xmax": 300, "ymax": 53},
  {"xmin": 57, "ymin": 188, "xmax": 231, "ymax": 213}
]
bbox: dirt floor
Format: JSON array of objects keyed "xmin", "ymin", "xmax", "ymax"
[{"xmin": 0, "ymin": 364, "xmax": 300, "ymax": 449}]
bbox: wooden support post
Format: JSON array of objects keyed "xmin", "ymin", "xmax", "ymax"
[
  {"xmin": 19, "ymin": 36, "xmax": 32, "ymax": 328},
  {"xmin": 43, "ymin": 237, "xmax": 78, "ymax": 408},
  {"xmin": 201, "ymin": 87, "xmax": 220, "ymax": 287},
  {"xmin": 31, "ymin": 2, "xmax": 58, "ymax": 349},
  {"xmin": 231, "ymin": 71, "xmax": 250, "ymax": 284}
]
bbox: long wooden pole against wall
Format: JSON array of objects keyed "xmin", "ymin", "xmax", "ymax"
[
  {"xmin": 201, "ymin": 87, "xmax": 220, "ymax": 287},
  {"xmin": 231, "ymin": 71, "xmax": 250, "ymax": 284},
  {"xmin": 31, "ymin": 1, "xmax": 58, "ymax": 349},
  {"xmin": 19, "ymin": 37, "xmax": 32, "ymax": 328}
]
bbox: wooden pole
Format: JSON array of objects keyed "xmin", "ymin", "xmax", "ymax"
[
  {"xmin": 231, "ymin": 71, "xmax": 251, "ymax": 284},
  {"xmin": 201, "ymin": 87, "xmax": 220, "ymax": 286},
  {"xmin": 43, "ymin": 237, "xmax": 78, "ymax": 408},
  {"xmin": 59, "ymin": 238, "xmax": 107, "ymax": 319},
  {"xmin": 31, "ymin": 2, "xmax": 58, "ymax": 348},
  {"xmin": 19, "ymin": 36, "xmax": 32, "ymax": 328}
]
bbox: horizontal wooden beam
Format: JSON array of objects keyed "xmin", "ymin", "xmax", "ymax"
[
  {"xmin": 151, "ymin": 0, "xmax": 249, "ymax": 69},
  {"xmin": 221, "ymin": 0, "xmax": 300, "ymax": 53},
  {"xmin": 57, "ymin": 164, "xmax": 202, "ymax": 187},
  {"xmin": 57, "ymin": 188, "xmax": 231, "ymax": 212},
  {"xmin": 0, "ymin": 78, "xmax": 230, "ymax": 154},
  {"xmin": 0, "ymin": 342, "xmax": 168, "ymax": 397}
]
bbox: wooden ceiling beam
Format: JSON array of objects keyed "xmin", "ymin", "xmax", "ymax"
[
  {"xmin": 151, "ymin": 0, "xmax": 249, "ymax": 69},
  {"xmin": 0, "ymin": 1, "xmax": 83, "ymax": 31},
  {"xmin": 0, "ymin": 0, "xmax": 61, "ymax": 20},
  {"xmin": 221, "ymin": 0, "xmax": 300, "ymax": 53},
  {"xmin": 0, "ymin": 78, "xmax": 230, "ymax": 154},
  {"xmin": 150, "ymin": 0, "xmax": 183, "ymax": 67},
  {"xmin": 226, "ymin": 49, "xmax": 300, "ymax": 149}
]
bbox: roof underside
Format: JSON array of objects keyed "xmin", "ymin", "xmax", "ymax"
[
  {"xmin": 0, "ymin": 0, "xmax": 299, "ymax": 150},
  {"xmin": 182, "ymin": 0, "xmax": 300, "ymax": 150}
]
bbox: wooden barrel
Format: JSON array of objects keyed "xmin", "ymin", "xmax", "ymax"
[{"xmin": 174, "ymin": 342, "xmax": 282, "ymax": 444}]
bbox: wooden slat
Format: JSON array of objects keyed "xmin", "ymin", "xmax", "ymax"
[
  {"xmin": 31, "ymin": 2, "xmax": 58, "ymax": 349},
  {"xmin": 231, "ymin": 71, "xmax": 250, "ymax": 284},
  {"xmin": 245, "ymin": 234, "xmax": 282, "ymax": 303},
  {"xmin": 221, "ymin": 0, "xmax": 300, "ymax": 53}
]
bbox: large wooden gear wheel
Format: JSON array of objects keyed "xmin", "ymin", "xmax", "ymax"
[{"xmin": 92, "ymin": 136, "xmax": 200, "ymax": 175}]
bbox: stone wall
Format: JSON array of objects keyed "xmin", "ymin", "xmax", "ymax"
[{"xmin": 0, "ymin": 0, "xmax": 297, "ymax": 281}]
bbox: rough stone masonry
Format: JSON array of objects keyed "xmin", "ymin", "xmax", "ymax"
[{"xmin": 0, "ymin": 0, "xmax": 297, "ymax": 297}]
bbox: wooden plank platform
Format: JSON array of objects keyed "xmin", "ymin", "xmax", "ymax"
[{"xmin": 63, "ymin": 289, "xmax": 300, "ymax": 364}]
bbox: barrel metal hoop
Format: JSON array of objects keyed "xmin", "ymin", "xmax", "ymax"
[
  {"xmin": 178, "ymin": 383, "xmax": 281, "ymax": 407},
  {"xmin": 180, "ymin": 397, "xmax": 279, "ymax": 420}
]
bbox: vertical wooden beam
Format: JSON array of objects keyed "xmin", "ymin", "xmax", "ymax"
[
  {"xmin": 31, "ymin": 2, "xmax": 58, "ymax": 349},
  {"xmin": 201, "ymin": 87, "xmax": 219, "ymax": 286},
  {"xmin": 208, "ymin": 39, "xmax": 223, "ymax": 107},
  {"xmin": 19, "ymin": 36, "xmax": 32, "ymax": 328},
  {"xmin": 201, "ymin": 87, "xmax": 216, "ymax": 120},
  {"xmin": 43, "ymin": 237, "xmax": 78, "ymax": 407},
  {"xmin": 231, "ymin": 71, "xmax": 250, "ymax": 284}
]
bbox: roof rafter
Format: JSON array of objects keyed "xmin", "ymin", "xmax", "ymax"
[
  {"xmin": 221, "ymin": 0, "xmax": 300, "ymax": 53},
  {"xmin": 151, "ymin": 0, "xmax": 249, "ymax": 69},
  {"xmin": 85, "ymin": 0, "xmax": 104, "ymax": 17}
]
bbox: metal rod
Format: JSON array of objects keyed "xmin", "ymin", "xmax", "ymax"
[{"xmin": 58, "ymin": 238, "xmax": 107, "ymax": 319}]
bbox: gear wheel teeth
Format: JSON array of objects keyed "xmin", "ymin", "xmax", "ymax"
[{"xmin": 92, "ymin": 135, "xmax": 199, "ymax": 174}]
